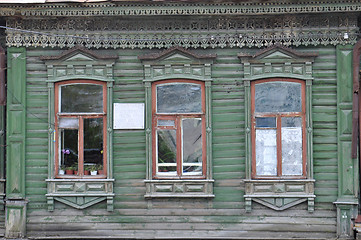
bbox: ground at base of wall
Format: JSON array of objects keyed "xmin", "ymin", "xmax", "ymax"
[{"xmin": 0, "ymin": 238, "xmax": 338, "ymax": 240}]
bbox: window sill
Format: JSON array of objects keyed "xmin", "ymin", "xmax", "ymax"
[
  {"xmin": 144, "ymin": 179, "xmax": 214, "ymax": 198},
  {"xmin": 243, "ymin": 179, "xmax": 315, "ymax": 212},
  {"xmin": 55, "ymin": 174, "xmax": 107, "ymax": 179},
  {"xmin": 46, "ymin": 178, "xmax": 114, "ymax": 211}
]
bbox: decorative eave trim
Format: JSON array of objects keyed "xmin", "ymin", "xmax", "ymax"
[
  {"xmin": 1, "ymin": 1, "xmax": 361, "ymax": 17},
  {"xmin": 5, "ymin": 13, "xmax": 358, "ymax": 49}
]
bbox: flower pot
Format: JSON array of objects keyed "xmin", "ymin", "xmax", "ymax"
[
  {"xmin": 59, "ymin": 170, "xmax": 65, "ymax": 175},
  {"xmin": 90, "ymin": 171, "xmax": 97, "ymax": 176},
  {"xmin": 84, "ymin": 170, "xmax": 90, "ymax": 175},
  {"xmin": 65, "ymin": 169, "xmax": 74, "ymax": 175},
  {"xmin": 74, "ymin": 170, "xmax": 78, "ymax": 175},
  {"xmin": 98, "ymin": 170, "xmax": 104, "ymax": 175}
]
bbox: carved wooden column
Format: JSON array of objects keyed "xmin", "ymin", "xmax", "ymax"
[
  {"xmin": 5, "ymin": 47, "xmax": 27, "ymax": 238},
  {"xmin": 334, "ymin": 45, "xmax": 358, "ymax": 239}
]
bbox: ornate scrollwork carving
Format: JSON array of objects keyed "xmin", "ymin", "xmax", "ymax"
[
  {"xmin": 0, "ymin": 1, "xmax": 357, "ymax": 17},
  {"xmin": 5, "ymin": 13, "xmax": 358, "ymax": 49}
]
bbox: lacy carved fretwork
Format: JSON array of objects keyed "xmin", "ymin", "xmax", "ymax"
[
  {"xmin": 7, "ymin": 14, "xmax": 356, "ymax": 32},
  {"xmin": 0, "ymin": 1, "xmax": 361, "ymax": 17},
  {"xmin": 5, "ymin": 13, "xmax": 358, "ymax": 49}
]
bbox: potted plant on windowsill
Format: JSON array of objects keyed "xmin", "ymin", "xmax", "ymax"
[
  {"xmin": 90, "ymin": 165, "xmax": 98, "ymax": 176},
  {"xmin": 97, "ymin": 164, "xmax": 103, "ymax": 175},
  {"xmin": 84, "ymin": 166, "xmax": 91, "ymax": 175},
  {"xmin": 65, "ymin": 166, "xmax": 75, "ymax": 175},
  {"xmin": 73, "ymin": 163, "xmax": 78, "ymax": 175},
  {"xmin": 59, "ymin": 165, "xmax": 66, "ymax": 175}
]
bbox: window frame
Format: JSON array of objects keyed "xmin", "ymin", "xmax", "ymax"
[
  {"xmin": 54, "ymin": 80, "xmax": 107, "ymax": 179},
  {"xmin": 151, "ymin": 79, "xmax": 207, "ymax": 179},
  {"xmin": 251, "ymin": 78, "xmax": 307, "ymax": 179}
]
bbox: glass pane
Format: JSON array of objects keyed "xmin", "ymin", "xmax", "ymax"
[
  {"xmin": 158, "ymin": 119, "xmax": 175, "ymax": 127},
  {"xmin": 157, "ymin": 129, "xmax": 177, "ymax": 173},
  {"xmin": 59, "ymin": 129, "xmax": 78, "ymax": 175},
  {"xmin": 255, "ymin": 81, "xmax": 302, "ymax": 113},
  {"xmin": 256, "ymin": 117, "xmax": 276, "ymax": 128},
  {"xmin": 157, "ymin": 83, "xmax": 202, "ymax": 113},
  {"xmin": 182, "ymin": 118, "xmax": 202, "ymax": 174},
  {"xmin": 61, "ymin": 84, "xmax": 103, "ymax": 113},
  {"xmin": 158, "ymin": 166, "xmax": 177, "ymax": 173},
  {"xmin": 84, "ymin": 118, "xmax": 103, "ymax": 175},
  {"xmin": 256, "ymin": 129, "xmax": 277, "ymax": 176},
  {"xmin": 58, "ymin": 118, "xmax": 79, "ymax": 129},
  {"xmin": 282, "ymin": 117, "xmax": 303, "ymax": 175}
]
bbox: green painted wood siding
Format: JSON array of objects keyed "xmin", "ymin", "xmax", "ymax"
[
  {"xmin": 0, "ymin": 105, "xmax": 4, "ymax": 237},
  {"xmin": 24, "ymin": 46, "xmax": 338, "ymax": 239}
]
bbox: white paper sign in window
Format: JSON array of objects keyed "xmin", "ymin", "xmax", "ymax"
[{"xmin": 113, "ymin": 103, "xmax": 145, "ymax": 129}]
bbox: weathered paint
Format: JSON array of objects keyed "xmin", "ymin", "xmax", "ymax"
[
  {"xmin": 13, "ymin": 46, "xmax": 340, "ymax": 239},
  {"xmin": 5, "ymin": 47, "xmax": 27, "ymax": 238},
  {"xmin": 334, "ymin": 45, "xmax": 359, "ymax": 238}
]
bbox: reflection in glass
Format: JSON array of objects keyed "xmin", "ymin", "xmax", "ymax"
[
  {"xmin": 158, "ymin": 119, "xmax": 175, "ymax": 127},
  {"xmin": 61, "ymin": 84, "xmax": 103, "ymax": 113},
  {"xmin": 182, "ymin": 118, "xmax": 202, "ymax": 174},
  {"xmin": 59, "ymin": 118, "xmax": 79, "ymax": 129},
  {"xmin": 256, "ymin": 117, "xmax": 276, "ymax": 128},
  {"xmin": 60, "ymin": 129, "xmax": 78, "ymax": 173},
  {"xmin": 157, "ymin": 130, "xmax": 177, "ymax": 173},
  {"xmin": 83, "ymin": 118, "xmax": 103, "ymax": 173},
  {"xmin": 255, "ymin": 82, "xmax": 301, "ymax": 113},
  {"xmin": 157, "ymin": 83, "xmax": 202, "ymax": 113},
  {"xmin": 256, "ymin": 129, "xmax": 277, "ymax": 176},
  {"xmin": 282, "ymin": 117, "xmax": 303, "ymax": 175}
]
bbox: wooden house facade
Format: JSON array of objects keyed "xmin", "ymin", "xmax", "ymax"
[{"xmin": 0, "ymin": 0, "xmax": 361, "ymax": 239}]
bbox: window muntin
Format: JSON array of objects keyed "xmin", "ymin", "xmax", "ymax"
[
  {"xmin": 252, "ymin": 79, "xmax": 306, "ymax": 178},
  {"xmin": 152, "ymin": 80, "xmax": 206, "ymax": 179},
  {"xmin": 55, "ymin": 81, "xmax": 107, "ymax": 178}
]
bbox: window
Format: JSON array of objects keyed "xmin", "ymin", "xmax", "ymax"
[
  {"xmin": 152, "ymin": 80, "xmax": 206, "ymax": 179},
  {"xmin": 55, "ymin": 80, "xmax": 107, "ymax": 178},
  {"xmin": 251, "ymin": 79, "xmax": 306, "ymax": 178}
]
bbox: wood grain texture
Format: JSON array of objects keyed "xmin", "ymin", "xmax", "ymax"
[{"xmin": 23, "ymin": 47, "xmax": 339, "ymax": 238}]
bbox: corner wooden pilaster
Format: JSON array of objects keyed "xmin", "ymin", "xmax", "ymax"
[
  {"xmin": 5, "ymin": 47, "xmax": 27, "ymax": 238},
  {"xmin": 334, "ymin": 45, "xmax": 358, "ymax": 239},
  {"xmin": 0, "ymin": 105, "xmax": 5, "ymax": 207}
]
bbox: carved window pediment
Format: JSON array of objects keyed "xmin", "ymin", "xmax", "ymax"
[
  {"xmin": 239, "ymin": 44, "xmax": 317, "ymax": 81},
  {"xmin": 41, "ymin": 46, "xmax": 118, "ymax": 82},
  {"xmin": 139, "ymin": 46, "xmax": 216, "ymax": 82},
  {"xmin": 41, "ymin": 46, "xmax": 118, "ymax": 63}
]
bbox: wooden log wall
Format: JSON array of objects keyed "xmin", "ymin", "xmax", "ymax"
[{"xmin": 24, "ymin": 46, "xmax": 338, "ymax": 239}]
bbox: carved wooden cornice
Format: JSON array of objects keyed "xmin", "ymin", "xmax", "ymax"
[
  {"xmin": 5, "ymin": 13, "xmax": 358, "ymax": 49},
  {"xmin": 0, "ymin": 0, "xmax": 361, "ymax": 17}
]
